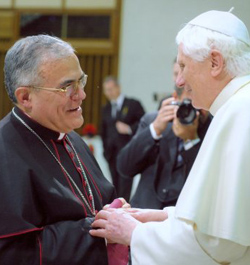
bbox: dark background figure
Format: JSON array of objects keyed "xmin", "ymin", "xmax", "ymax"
[
  {"xmin": 117, "ymin": 62, "xmax": 212, "ymax": 209},
  {"xmin": 0, "ymin": 35, "xmax": 116, "ymax": 265},
  {"xmin": 101, "ymin": 76, "xmax": 145, "ymax": 201},
  {"xmin": 100, "ymin": 76, "xmax": 145, "ymax": 201}
]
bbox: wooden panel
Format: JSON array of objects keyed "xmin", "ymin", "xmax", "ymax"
[
  {"xmin": 85, "ymin": 55, "xmax": 94, "ymax": 123},
  {"xmin": 74, "ymin": 54, "xmax": 114, "ymax": 135},
  {"xmin": 0, "ymin": 52, "xmax": 14, "ymax": 120},
  {"xmin": 15, "ymin": 0, "xmax": 61, "ymax": 8},
  {"xmin": 101, "ymin": 55, "xmax": 112, "ymax": 107},
  {"xmin": 0, "ymin": 11, "xmax": 15, "ymax": 39},
  {"xmin": 66, "ymin": 0, "xmax": 116, "ymax": 9},
  {"xmin": 0, "ymin": 52, "xmax": 5, "ymax": 118},
  {"xmin": 69, "ymin": 40, "xmax": 114, "ymax": 55},
  {"xmin": 92, "ymin": 56, "xmax": 102, "ymax": 127}
]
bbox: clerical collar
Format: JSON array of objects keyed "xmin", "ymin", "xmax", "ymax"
[
  {"xmin": 111, "ymin": 94, "xmax": 125, "ymax": 111},
  {"xmin": 210, "ymin": 74, "xmax": 250, "ymax": 116},
  {"xmin": 58, "ymin": 133, "xmax": 66, "ymax": 140},
  {"xmin": 12, "ymin": 106, "xmax": 66, "ymax": 141}
]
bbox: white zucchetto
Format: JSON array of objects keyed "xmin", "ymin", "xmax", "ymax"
[{"xmin": 187, "ymin": 10, "xmax": 250, "ymax": 46}]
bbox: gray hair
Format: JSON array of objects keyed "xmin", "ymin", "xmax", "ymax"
[
  {"xmin": 4, "ymin": 34, "xmax": 75, "ymax": 103},
  {"xmin": 176, "ymin": 25, "xmax": 250, "ymax": 77},
  {"xmin": 103, "ymin": 75, "xmax": 120, "ymax": 86}
]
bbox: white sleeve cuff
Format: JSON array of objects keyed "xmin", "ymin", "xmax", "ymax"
[{"xmin": 149, "ymin": 123, "xmax": 162, "ymax": 140}]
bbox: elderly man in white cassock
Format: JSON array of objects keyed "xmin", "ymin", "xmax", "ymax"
[{"xmin": 90, "ymin": 9, "xmax": 250, "ymax": 264}]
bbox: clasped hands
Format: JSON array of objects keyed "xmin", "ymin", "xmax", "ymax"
[{"xmin": 89, "ymin": 198, "xmax": 168, "ymax": 246}]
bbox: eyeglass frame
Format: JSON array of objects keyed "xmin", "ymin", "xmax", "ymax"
[{"xmin": 24, "ymin": 74, "xmax": 88, "ymax": 97}]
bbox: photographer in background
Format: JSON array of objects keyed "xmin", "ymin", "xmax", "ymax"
[
  {"xmin": 171, "ymin": 93, "xmax": 211, "ymax": 175},
  {"xmin": 116, "ymin": 62, "xmax": 212, "ymax": 209},
  {"xmin": 100, "ymin": 76, "xmax": 145, "ymax": 202}
]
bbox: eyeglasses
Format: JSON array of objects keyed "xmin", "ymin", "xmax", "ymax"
[{"xmin": 28, "ymin": 75, "xmax": 88, "ymax": 97}]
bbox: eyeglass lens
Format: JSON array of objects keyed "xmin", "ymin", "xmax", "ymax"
[{"xmin": 66, "ymin": 76, "xmax": 87, "ymax": 96}]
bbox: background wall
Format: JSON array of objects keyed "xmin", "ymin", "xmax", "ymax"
[{"xmin": 118, "ymin": 0, "xmax": 250, "ymax": 112}]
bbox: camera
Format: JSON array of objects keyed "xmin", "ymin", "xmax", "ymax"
[{"xmin": 171, "ymin": 98, "xmax": 197, "ymax": 125}]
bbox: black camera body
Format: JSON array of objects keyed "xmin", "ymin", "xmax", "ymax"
[{"xmin": 171, "ymin": 98, "xmax": 197, "ymax": 125}]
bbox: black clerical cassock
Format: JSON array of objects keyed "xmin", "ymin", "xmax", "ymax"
[{"xmin": 0, "ymin": 106, "xmax": 116, "ymax": 265}]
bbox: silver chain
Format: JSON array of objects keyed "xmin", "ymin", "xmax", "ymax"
[
  {"xmin": 12, "ymin": 108, "xmax": 96, "ymax": 216},
  {"xmin": 66, "ymin": 136, "xmax": 96, "ymax": 213}
]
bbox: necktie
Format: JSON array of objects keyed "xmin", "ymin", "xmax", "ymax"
[
  {"xmin": 112, "ymin": 102, "xmax": 117, "ymax": 118},
  {"xmin": 174, "ymin": 138, "xmax": 184, "ymax": 170}
]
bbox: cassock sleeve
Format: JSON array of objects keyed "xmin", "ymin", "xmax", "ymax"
[
  {"xmin": 130, "ymin": 207, "xmax": 248, "ymax": 265},
  {"xmin": 41, "ymin": 217, "xmax": 107, "ymax": 264},
  {"xmin": 0, "ymin": 217, "xmax": 108, "ymax": 265}
]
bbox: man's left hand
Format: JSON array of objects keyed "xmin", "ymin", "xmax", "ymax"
[
  {"xmin": 89, "ymin": 209, "xmax": 139, "ymax": 246},
  {"xmin": 116, "ymin": 121, "xmax": 132, "ymax": 135}
]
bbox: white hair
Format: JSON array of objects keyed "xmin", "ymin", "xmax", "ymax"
[{"xmin": 176, "ymin": 24, "xmax": 250, "ymax": 77}]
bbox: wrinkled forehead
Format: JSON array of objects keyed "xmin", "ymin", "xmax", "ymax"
[{"xmin": 38, "ymin": 54, "xmax": 83, "ymax": 84}]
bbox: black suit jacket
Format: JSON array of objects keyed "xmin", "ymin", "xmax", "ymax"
[
  {"xmin": 117, "ymin": 111, "xmax": 211, "ymax": 209},
  {"xmin": 101, "ymin": 97, "xmax": 145, "ymax": 162}
]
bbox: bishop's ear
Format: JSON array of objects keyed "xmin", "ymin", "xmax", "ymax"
[
  {"xmin": 15, "ymin": 87, "xmax": 32, "ymax": 108},
  {"xmin": 210, "ymin": 50, "xmax": 224, "ymax": 77}
]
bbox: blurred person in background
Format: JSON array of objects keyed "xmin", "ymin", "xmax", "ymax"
[{"xmin": 101, "ymin": 76, "xmax": 145, "ymax": 201}]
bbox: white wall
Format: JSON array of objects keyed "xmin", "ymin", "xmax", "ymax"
[{"xmin": 118, "ymin": 0, "xmax": 250, "ymax": 112}]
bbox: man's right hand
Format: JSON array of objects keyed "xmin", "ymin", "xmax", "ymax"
[{"xmin": 153, "ymin": 97, "xmax": 177, "ymax": 136}]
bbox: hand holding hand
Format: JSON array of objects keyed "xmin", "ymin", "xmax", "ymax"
[
  {"xmin": 103, "ymin": 198, "xmax": 131, "ymax": 210},
  {"xmin": 90, "ymin": 209, "xmax": 139, "ymax": 246}
]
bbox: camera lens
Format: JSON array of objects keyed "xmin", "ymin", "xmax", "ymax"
[{"xmin": 176, "ymin": 99, "xmax": 196, "ymax": 124}]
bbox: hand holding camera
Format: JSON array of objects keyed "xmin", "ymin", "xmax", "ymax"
[
  {"xmin": 171, "ymin": 98, "xmax": 200, "ymax": 142},
  {"xmin": 170, "ymin": 98, "xmax": 197, "ymax": 125},
  {"xmin": 172, "ymin": 112, "xmax": 199, "ymax": 142},
  {"xmin": 153, "ymin": 97, "xmax": 178, "ymax": 136}
]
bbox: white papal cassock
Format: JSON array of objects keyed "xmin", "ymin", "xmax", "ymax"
[{"xmin": 131, "ymin": 75, "xmax": 250, "ymax": 265}]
